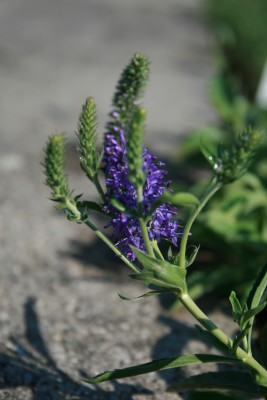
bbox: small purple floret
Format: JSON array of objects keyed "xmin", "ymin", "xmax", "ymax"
[{"xmin": 103, "ymin": 122, "xmax": 181, "ymax": 260}]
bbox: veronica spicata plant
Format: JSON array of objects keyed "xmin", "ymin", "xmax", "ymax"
[{"xmin": 44, "ymin": 53, "xmax": 267, "ymax": 397}]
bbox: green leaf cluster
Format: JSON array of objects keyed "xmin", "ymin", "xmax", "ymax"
[{"xmin": 130, "ymin": 246, "xmax": 187, "ymax": 294}]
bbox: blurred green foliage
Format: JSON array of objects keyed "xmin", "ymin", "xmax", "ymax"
[
  {"xmin": 205, "ymin": 0, "xmax": 267, "ymax": 100},
  {"xmin": 173, "ymin": 0, "xmax": 267, "ymax": 301}
]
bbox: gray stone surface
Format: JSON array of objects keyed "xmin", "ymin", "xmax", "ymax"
[{"xmin": 0, "ymin": 1, "xmax": 242, "ymax": 399}]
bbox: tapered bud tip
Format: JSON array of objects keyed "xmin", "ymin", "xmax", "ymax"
[
  {"xmin": 133, "ymin": 53, "xmax": 148, "ymax": 63},
  {"xmin": 139, "ymin": 108, "xmax": 146, "ymax": 118},
  {"xmin": 85, "ymin": 96, "xmax": 95, "ymax": 106}
]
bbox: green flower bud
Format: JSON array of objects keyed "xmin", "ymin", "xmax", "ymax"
[
  {"xmin": 127, "ymin": 107, "xmax": 146, "ymax": 187},
  {"xmin": 203, "ymin": 128, "xmax": 262, "ymax": 184},
  {"xmin": 78, "ymin": 97, "xmax": 102, "ymax": 181},
  {"xmin": 110, "ymin": 53, "xmax": 150, "ymax": 131},
  {"xmin": 44, "ymin": 134, "xmax": 71, "ymax": 202}
]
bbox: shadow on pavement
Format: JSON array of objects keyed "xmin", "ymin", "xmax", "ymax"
[{"xmin": 0, "ymin": 297, "xmax": 151, "ymax": 399}]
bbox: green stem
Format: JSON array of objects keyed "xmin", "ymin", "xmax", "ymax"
[
  {"xmin": 65, "ymin": 199, "xmax": 82, "ymax": 220},
  {"xmin": 151, "ymin": 240, "xmax": 164, "ymax": 260},
  {"xmin": 93, "ymin": 174, "xmax": 106, "ymax": 203},
  {"xmin": 137, "ymin": 185, "xmax": 154, "ymax": 257},
  {"xmin": 179, "ymin": 292, "xmax": 267, "ymax": 384},
  {"xmin": 66, "ymin": 198, "xmax": 139, "ymax": 273},
  {"xmin": 85, "ymin": 219, "xmax": 140, "ymax": 273},
  {"xmin": 179, "ymin": 179, "xmax": 221, "ymax": 268}
]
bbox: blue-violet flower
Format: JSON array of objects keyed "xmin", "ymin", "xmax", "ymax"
[{"xmin": 103, "ymin": 124, "xmax": 181, "ymax": 260}]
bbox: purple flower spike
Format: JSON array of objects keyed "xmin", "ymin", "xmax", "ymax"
[{"xmin": 102, "ymin": 128, "xmax": 181, "ymax": 260}]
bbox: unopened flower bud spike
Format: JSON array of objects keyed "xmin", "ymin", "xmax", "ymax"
[
  {"xmin": 78, "ymin": 97, "xmax": 105, "ymax": 202},
  {"xmin": 126, "ymin": 106, "xmax": 154, "ymax": 257},
  {"xmin": 44, "ymin": 134, "xmax": 81, "ymax": 221},
  {"xmin": 110, "ymin": 53, "xmax": 150, "ymax": 133}
]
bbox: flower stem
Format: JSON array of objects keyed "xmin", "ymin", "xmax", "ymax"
[
  {"xmin": 179, "ymin": 292, "xmax": 267, "ymax": 385},
  {"xmin": 85, "ymin": 219, "xmax": 140, "ymax": 273},
  {"xmin": 66, "ymin": 198, "xmax": 140, "ymax": 273},
  {"xmin": 93, "ymin": 174, "xmax": 106, "ymax": 203},
  {"xmin": 179, "ymin": 179, "xmax": 221, "ymax": 268},
  {"xmin": 137, "ymin": 185, "xmax": 154, "ymax": 257},
  {"xmin": 65, "ymin": 199, "xmax": 82, "ymax": 220}
]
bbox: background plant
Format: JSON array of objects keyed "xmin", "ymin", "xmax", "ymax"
[
  {"xmin": 170, "ymin": 0, "xmax": 267, "ymax": 305},
  {"xmin": 44, "ymin": 54, "xmax": 267, "ymax": 398}
]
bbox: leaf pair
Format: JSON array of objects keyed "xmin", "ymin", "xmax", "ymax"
[{"xmin": 129, "ymin": 247, "xmax": 187, "ymax": 294}]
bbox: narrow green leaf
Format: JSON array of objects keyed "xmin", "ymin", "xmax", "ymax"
[
  {"xmin": 168, "ymin": 371, "xmax": 267, "ymax": 396},
  {"xmin": 186, "ymin": 245, "xmax": 200, "ymax": 268},
  {"xmin": 167, "ymin": 246, "xmax": 173, "ymax": 259},
  {"xmin": 76, "ymin": 200, "xmax": 105, "ymax": 215},
  {"xmin": 246, "ymin": 264, "xmax": 267, "ymax": 346},
  {"xmin": 54, "ymin": 204, "xmax": 68, "ymax": 210},
  {"xmin": 232, "ymin": 324, "xmax": 251, "ymax": 353},
  {"xmin": 200, "ymin": 143, "xmax": 217, "ymax": 168},
  {"xmin": 86, "ymin": 354, "xmax": 240, "ymax": 384},
  {"xmin": 118, "ymin": 290, "xmax": 167, "ymax": 301},
  {"xmin": 109, "ymin": 197, "xmax": 138, "ymax": 217},
  {"xmin": 110, "ymin": 197, "xmax": 127, "ymax": 212},
  {"xmin": 229, "ymin": 291, "xmax": 243, "ymax": 322},
  {"xmin": 160, "ymin": 191, "xmax": 200, "ymax": 207},
  {"xmin": 247, "ymin": 264, "xmax": 267, "ymax": 309},
  {"xmin": 241, "ymin": 301, "xmax": 267, "ymax": 327}
]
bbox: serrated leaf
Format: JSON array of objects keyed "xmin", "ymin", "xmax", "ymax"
[
  {"xmin": 229, "ymin": 291, "xmax": 243, "ymax": 322},
  {"xmin": 86, "ymin": 354, "xmax": 240, "ymax": 384},
  {"xmin": 131, "ymin": 247, "xmax": 187, "ymax": 292},
  {"xmin": 195, "ymin": 325, "xmax": 231, "ymax": 352},
  {"xmin": 118, "ymin": 290, "xmax": 166, "ymax": 301},
  {"xmin": 167, "ymin": 371, "xmax": 267, "ymax": 396}
]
